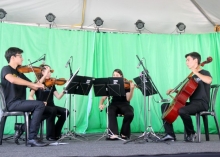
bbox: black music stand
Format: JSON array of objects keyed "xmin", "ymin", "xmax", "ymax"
[
  {"xmin": 60, "ymin": 74, "xmax": 93, "ymax": 142},
  {"xmin": 124, "ymin": 73, "xmax": 159, "ymax": 144},
  {"xmin": 66, "ymin": 75, "xmax": 93, "ymax": 95},
  {"xmin": 93, "ymin": 77, "xmax": 126, "ymax": 141},
  {"xmin": 133, "ymin": 75, "xmax": 157, "ymax": 96},
  {"xmin": 68, "ymin": 75, "xmax": 94, "ymax": 141},
  {"xmin": 57, "ymin": 68, "xmax": 85, "ymax": 143}
]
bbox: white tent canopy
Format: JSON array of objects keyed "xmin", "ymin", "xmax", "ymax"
[{"xmin": 0, "ymin": 0, "xmax": 220, "ymax": 34}]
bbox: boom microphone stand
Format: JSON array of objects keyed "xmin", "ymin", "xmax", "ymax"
[{"xmin": 124, "ymin": 55, "xmax": 168, "ymax": 144}]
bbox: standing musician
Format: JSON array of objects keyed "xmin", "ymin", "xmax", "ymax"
[
  {"xmin": 29, "ymin": 64, "xmax": 69, "ymax": 141},
  {"xmin": 1, "ymin": 47, "xmax": 48, "ymax": 147},
  {"xmin": 99, "ymin": 69, "xmax": 135, "ymax": 140},
  {"xmin": 160, "ymin": 52, "xmax": 212, "ymax": 142}
]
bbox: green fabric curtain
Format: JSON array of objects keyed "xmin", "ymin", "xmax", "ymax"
[{"xmin": 0, "ymin": 23, "xmax": 219, "ymax": 135}]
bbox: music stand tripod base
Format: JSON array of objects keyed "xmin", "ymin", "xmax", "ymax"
[
  {"xmin": 96, "ymin": 127, "xmax": 126, "ymax": 142},
  {"xmin": 70, "ymin": 126, "xmax": 89, "ymax": 141},
  {"xmin": 57, "ymin": 129, "xmax": 85, "ymax": 142}
]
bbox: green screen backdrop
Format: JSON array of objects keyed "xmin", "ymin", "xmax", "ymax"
[{"xmin": 0, "ymin": 23, "xmax": 219, "ymax": 135}]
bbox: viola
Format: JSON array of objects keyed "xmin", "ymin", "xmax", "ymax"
[
  {"xmin": 17, "ymin": 65, "xmax": 54, "ymax": 73},
  {"xmin": 162, "ymin": 57, "xmax": 212, "ymax": 124},
  {"xmin": 45, "ymin": 78, "xmax": 67, "ymax": 87}
]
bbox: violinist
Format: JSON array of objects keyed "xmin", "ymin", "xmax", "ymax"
[
  {"xmin": 29, "ymin": 64, "xmax": 69, "ymax": 141},
  {"xmin": 0, "ymin": 47, "xmax": 48, "ymax": 147},
  {"xmin": 160, "ymin": 52, "xmax": 212, "ymax": 142},
  {"xmin": 99, "ymin": 69, "xmax": 135, "ymax": 140}
]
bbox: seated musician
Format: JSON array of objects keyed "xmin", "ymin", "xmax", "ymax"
[
  {"xmin": 99, "ymin": 69, "xmax": 135, "ymax": 140},
  {"xmin": 29, "ymin": 64, "xmax": 69, "ymax": 141},
  {"xmin": 1, "ymin": 47, "xmax": 48, "ymax": 147},
  {"xmin": 160, "ymin": 52, "xmax": 212, "ymax": 142}
]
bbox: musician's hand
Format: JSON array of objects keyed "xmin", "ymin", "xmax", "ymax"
[
  {"xmin": 99, "ymin": 104, "xmax": 105, "ymax": 111},
  {"xmin": 130, "ymin": 82, "xmax": 135, "ymax": 90},
  {"xmin": 43, "ymin": 66, "xmax": 51, "ymax": 76},
  {"xmin": 166, "ymin": 89, "xmax": 174, "ymax": 95},
  {"xmin": 32, "ymin": 82, "xmax": 44, "ymax": 90},
  {"xmin": 43, "ymin": 102, "xmax": 47, "ymax": 106},
  {"xmin": 191, "ymin": 68, "xmax": 199, "ymax": 75}
]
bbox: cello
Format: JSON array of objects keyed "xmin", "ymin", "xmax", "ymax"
[{"xmin": 162, "ymin": 57, "xmax": 212, "ymax": 124}]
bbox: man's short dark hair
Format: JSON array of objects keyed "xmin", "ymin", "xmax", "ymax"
[
  {"xmin": 185, "ymin": 52, "xmax": 201, "ymax": 64},
  {"xmin": 5, "ymin": 47, "xmax": 23, "ymax": 63}
]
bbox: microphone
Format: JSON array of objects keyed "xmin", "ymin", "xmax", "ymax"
[
  {"xmin": 65, "ymin": 56, "xmax": 73, "ymax": 68},
  {"xmin": 42, "ymin": 54, "xmax": 46, "ymax": 65},
  {"xmin": 156, "ymin": 99, "xmax": 170, "ymax": 103},
  {"xmin": 137, "ymin": 58, "xmax": 144, "ymax": 69},
  {"xmin": 140, "ymin": 71, "xmax": 144, "ymax": 77}
]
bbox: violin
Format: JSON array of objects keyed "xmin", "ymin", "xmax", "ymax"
[
  {"xmin": 45, "ymin": 78, "xmax": 67, "ymax": 87},
  {"xmin": 124, "ymin": 78, "xmax": 137, "ymax": 89},
  {"xmin": 17, "ymin": 65, "xmax": 54, "ymax": 73}
]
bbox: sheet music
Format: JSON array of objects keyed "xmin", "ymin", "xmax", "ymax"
[{"xmin": 64, "ymin": 67, "xmax": 80, "ymax": 90}]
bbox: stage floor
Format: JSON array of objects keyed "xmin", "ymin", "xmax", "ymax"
[{"xmin": 1, "ymin": 133, "xmax": 220, "ymax": 157}]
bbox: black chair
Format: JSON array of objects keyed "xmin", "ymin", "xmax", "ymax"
[
  {"xmin": 184, "ymin": 84, "xmax": 220, "ymax": 142},
  {"xmin": 0, "ymin": 83, "xmax": 29, "ymax": 145}
]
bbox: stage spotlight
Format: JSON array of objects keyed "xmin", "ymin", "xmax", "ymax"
[
  {"xmin": 45, "ymin": 13, "xmax": 56, "ymax": 22},
  {"xmin": 0, "ymin": 8, "xmax": 7, "ymax": 20},
  {"xmin": 94, "ymin": 17, "xmax": 104, "ymax": 27},
  {"xmin": 135, "ymin": 20, "xmax": 145, "ymax": 30},
  {"xmin": 176, "ymin": 22, "xmax": 186, "ymax": 32}
]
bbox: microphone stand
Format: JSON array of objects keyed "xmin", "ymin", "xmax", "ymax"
[
  {"xmin": 68, "ymin": 62, "xmax": 73, "ymax": 77},
  {"xmin": 27, "ymin": 55, "xmax": 45, "ymax": 65},
  {"xmin": 124, "ymin": 55, "xmax": 162, "ymax": 144}
]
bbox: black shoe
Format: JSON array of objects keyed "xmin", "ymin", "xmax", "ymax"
[
  {"xmin": 14, "ymin": 123, "xmax": 24, "ymax": 145},
  {"xmin": 46, "ymin": 137, "xmax": 59, "ymax": 141},
  {"xmin": 185, "ymin": 133, "xmax": 197, "ymax": 142},
  {"xmin": 159, "ymin": 134, "xmax": 175, "ymax": 141},
  {"xmin": 27, "ymin": 139, "xmax": 49, "ymax": 147}
]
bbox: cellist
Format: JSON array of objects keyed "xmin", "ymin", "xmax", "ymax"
[{"xmin": 160, "ymin": 52, "xmax": 212, "ymax": 142}]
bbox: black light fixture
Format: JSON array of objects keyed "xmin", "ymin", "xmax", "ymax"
[
  {"xmin": 135, "ymin": 20, "xmax": 145, "ymax": 30},
  {"xmin": 176, "ymin": 22, "xmax": 186, "ymax": 33},
  {"xmin": 94, "ymin": 17, "xmax": 104, "ymax": 27},
  {"xmin": 0, "ymin": 8, "xmax": 7, "ymax": 20},
  {"xmin": 45, "ymin": 13, "xmax": 56, "ymax": 22}
]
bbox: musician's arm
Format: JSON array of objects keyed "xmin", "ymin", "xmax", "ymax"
[
  {"xmin": 193, "ymin": 70, "xmax": 212, "ymax": 84},
  {"xmin": 99, "ymin": 96, "xmax": 107, "ymax": 110},
  {"xmin": 126, "ymin": 83, "xmax": 135, "ymax": 101},
  {"xmin": 166, "ymin": 89, "xmax": 178, "ymax": 95}
]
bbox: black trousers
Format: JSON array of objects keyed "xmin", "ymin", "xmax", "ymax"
[
  {"xmin": 108, "ymin": 103, "xmax": 134, "ymax": 137},
  {"xmin": 161, "ymin": 100, "xmax": 207, "ymax": 136},
  {"xmin": 7, "ymin": 100, "xmax": 45, "ymax": 139},
  {"xmin": 41, "ymin": 105, "xmax": 69, "ymax": 138}
]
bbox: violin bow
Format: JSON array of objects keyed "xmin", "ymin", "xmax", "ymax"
[{"xmin": 27, "ymin": 59, "xmax": 41, "ymax": 83}]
